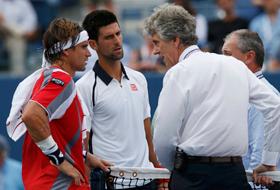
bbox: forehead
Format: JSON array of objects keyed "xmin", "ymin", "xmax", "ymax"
[
  {"xmin": 223, "ymin": 35, "xmax": 238, "ymax": 48},
  {"xmin": 98, "ymin": 22, "xmax": 120, "ymax": 37},
  {"xmin": 151, "ymin": 33, "xmax": 166, "ymax": 45},
  {"xmin": 151, "ymin": 33, "xmax": 161, "ymax": 41}
]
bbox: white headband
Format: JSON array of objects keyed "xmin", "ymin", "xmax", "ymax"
[
  {"xmin": 42, "ymin": 30, "xmax": 89, "ymax": 67},
  {"xmin": 49, "ymin": 30, "xmax": 89, "ymax": 54}
]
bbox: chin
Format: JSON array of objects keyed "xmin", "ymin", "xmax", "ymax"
[
  {"xmin": 112, "ymin": 55, "xmax": 123, "ymax": 61},
  {"xmin": 77, "ymin": 66, "xmax": 86, "ymax": 72}
]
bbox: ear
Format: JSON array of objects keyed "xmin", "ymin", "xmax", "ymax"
[
  {"xmin": 60, "ymin": 49, "xmax": 70, "ymax": 61},
  {"xmin": 245, "ymin": 50, "xmax": 255, "ymax": 65},
  {"xmin": 89, "ymin": 39, "xmax": 98, "ymax": 51},
  {"xmin": 173, "ymin": 37, "xmax": 181, "ymax": 48},
  {"xmin": 63, "ymin": 50, "xmax": 70, "ymax": 56}
]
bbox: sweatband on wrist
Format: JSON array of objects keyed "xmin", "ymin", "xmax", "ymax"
[{"xmin": 36, "ymin": 136, "xmax": 65, "ymax": 165}]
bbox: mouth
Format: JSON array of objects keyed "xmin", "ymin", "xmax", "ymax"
[{"xmin": 114, "ymin": 47, "xmax": 122, "ymax": 52}]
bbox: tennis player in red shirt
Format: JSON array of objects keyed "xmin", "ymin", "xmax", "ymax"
[{"xmin": 21, "ymin": 18, "xmax": 110, "ymax": 190}]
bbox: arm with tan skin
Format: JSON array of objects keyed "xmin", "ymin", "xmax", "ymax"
[
  {"xmin": 22, "ymin": 101, "xmax": 85, "ymax": 186},
  {"xmin": 144, "ymin": 118, "xmax": 169, "ymax": 190},
  {"xmin": 85, "ymin": 153, "xmax": 111, "ymax": 172},
  {"xmin": 144, "ymin": 118, "xmax": 159, "ymax": 167},
  {"xmin": 83, "ymin": 132, "xmax": 112, "ymax": 173}
]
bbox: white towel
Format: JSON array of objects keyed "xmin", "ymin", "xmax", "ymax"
[
  {"xmin": 6, "ymin": 68, "xmax": 89, "ymax": 141},
  {"xmin": 6, "ymin": 68, "xmax": 43, "ymax": 141}
]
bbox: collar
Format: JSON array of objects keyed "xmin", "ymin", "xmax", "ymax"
[
  {"xmin": 179, "ymin": 45, "xmax": 200, "ymax": 62},
  {"xmin": 93, "ymin": 60, "xmax": 129, "ymax": 85},
  {"xmin": 254, "ymin": 70, "xmax": 264, "ymax": 79}
]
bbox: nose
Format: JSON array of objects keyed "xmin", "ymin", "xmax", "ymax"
[
  {"xmin": 86, "ymin": 47, "xmax": 91, "ymax": 57},
  {"xmin": 114, "ymin": 35, "xmax": 122, "ymax": 46}
]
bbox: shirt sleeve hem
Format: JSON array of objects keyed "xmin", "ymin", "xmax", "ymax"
[{"xmin": 261, "ymin": 151, "xmax": 280, "ymax": 166}]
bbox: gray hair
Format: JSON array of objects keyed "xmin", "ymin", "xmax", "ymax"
[
  {"xmin": 144, "ymin": 3, "xmax": 198, "ymax": 46},
  {"xmin": 225, "ymin": 29, "xmax": 264, "ymax": 67}
]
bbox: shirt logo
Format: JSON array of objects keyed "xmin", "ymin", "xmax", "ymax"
[
  {"xmin": 130, "ymin": 84, "xmax": 138, "ymax": 91},
  {"xmin": 51, "ymin": 78, "xmax": 64, "ymax": 86}
]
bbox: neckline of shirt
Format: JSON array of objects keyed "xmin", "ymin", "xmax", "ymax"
[
  {"xmin": 254, "ymin": 70, "xmax": 263, "ymax": 79},
  {"xmin": 179, "ymin": 45, "xmax": 201, "ymax": 62},
  {"xmin": 92, "ymin": 60, "xmax": 129, "ymax": 86}
]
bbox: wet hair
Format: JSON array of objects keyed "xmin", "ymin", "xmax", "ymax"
[
  {"xmin": 43, "ymin": 18, "xmax": 83, "ymax": 63},
  {"xmin": 82, "ymin": 10, "xmax": 118, "ymax": 41}
]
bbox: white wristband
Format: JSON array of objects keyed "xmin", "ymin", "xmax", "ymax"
[
  {"xmin": 36, "ymin": 135, "xmax": 64, "ymax": 165},
  {"xmin": 36, "ymin": 136, "xmax": 57, "ymax": 155}
]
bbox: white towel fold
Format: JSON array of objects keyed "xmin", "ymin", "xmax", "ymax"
[
  {"xmin": 6, "ymin": 68, "xmax": 89, "ymax": 141},
  {"xmin": 6, "ymin": 68, "xmax": 43, "ymax": 141}
]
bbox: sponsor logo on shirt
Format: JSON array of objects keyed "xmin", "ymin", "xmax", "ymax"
[
  {"xmin": 51, "ymin": 78, "xmax": 64, "ymax": 86},
  {"xmin": 130, "ymin": 84, "xmax": 138, "ymax": 91}
]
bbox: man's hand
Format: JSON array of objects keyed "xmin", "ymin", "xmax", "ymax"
[
  {"xmin": 56, "ymin": 160, "xmax": 85, "ymax": 186},
  {"xmin": 253, "ymin": 164, "xmax": 277, "ymax": 187},
  {"xmin": 85, "ymin": 152, "xmax": 112, "ymax": 172}
]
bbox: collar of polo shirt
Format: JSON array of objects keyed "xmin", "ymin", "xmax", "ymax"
[{"xmin": 93, "ymin": 60, "xmax": 129, "ymax": 85}]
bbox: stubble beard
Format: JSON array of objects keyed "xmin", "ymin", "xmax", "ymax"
[{"xmin": 107, "ymin": 48, "xmax": 124, "ymax": 61}]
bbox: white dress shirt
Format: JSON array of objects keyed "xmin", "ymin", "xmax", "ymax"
[{"xmin": 154, "ymin": 45, "xmax": 280, "ymax": 170}]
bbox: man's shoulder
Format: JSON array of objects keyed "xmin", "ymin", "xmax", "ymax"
[
  {"xmin": 76, "ymin": 70, "xmax": 95, "ymax": 87},
  {"xmin": 38, "ymin": 69, "xmax": 73, "ymax": 90},
  {"xmin": 33, "ymin": 68, "xmax": 72, "ymax": 89},
  {"xmin": 124, "ymin": 66, "xmax": 146, "ymax": 81},
  {"xmin": 52, "ymin": 69, "xmax": 72, "ymax": 81}
]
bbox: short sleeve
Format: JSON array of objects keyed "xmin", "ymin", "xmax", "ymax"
[{"xmin": 31, "ymin": 70, "xmax": 76, "ymax": 120}]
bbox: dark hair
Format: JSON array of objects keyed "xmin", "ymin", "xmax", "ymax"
[
  {"xmin": 43, "ymin": 18, "xmax": 83, "ymax": 63},
  {"xmin": 82, "ymin": 10, "xmax": 118, "ymax": 41}
]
